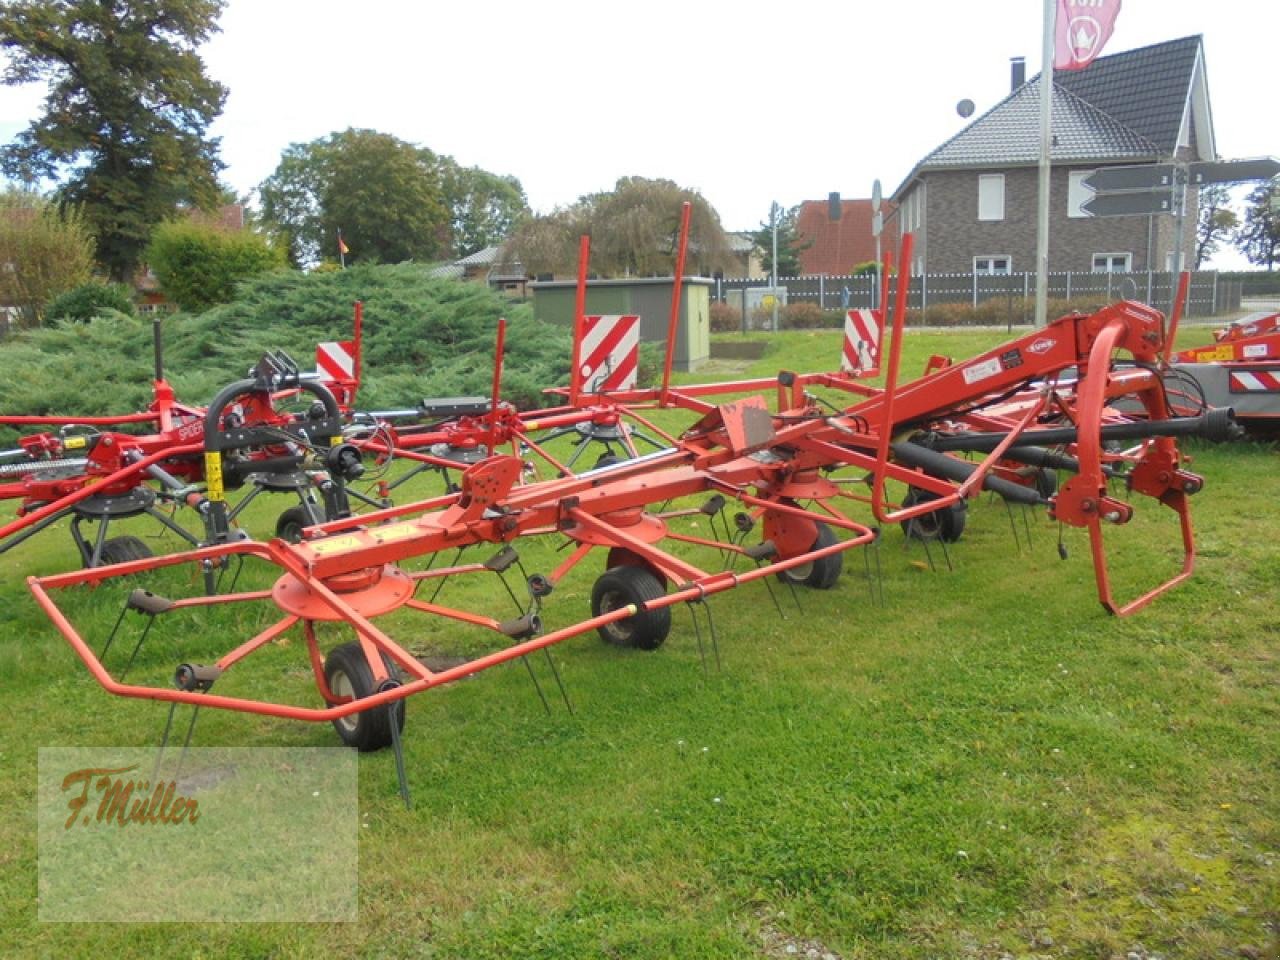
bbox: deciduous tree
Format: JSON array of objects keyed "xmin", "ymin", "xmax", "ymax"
[
  {"xmin": 1194, "ymin": 184, "xmax": 1238, "ymax": 268},
  {"xmin": 510, "ymin": 177, "xmax": 733, "ymax": 278},
  {"xmin": 257, "ymin": 130, "xmax": 527, "ymax": 267},
  {"xmin": 1235, "ymin": 181, "xmax": 1280, "ymax": 271},
  {"xmin": 433, "ymin": 160, "xmax": 529, "ymax": 259},
  {"xmin": 0, "ymin": 0, "xmax": 228, "ymax": 281},
  {"xmin": 0, "ymin": 188, "xmax": 95, "ymax": 325}
]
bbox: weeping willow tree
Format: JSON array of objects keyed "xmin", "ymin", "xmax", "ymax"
[{"xmin": 511, "ymin": 177, "xmax": 735, "ymax": 278}]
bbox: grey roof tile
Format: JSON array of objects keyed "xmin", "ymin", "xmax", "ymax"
[
  {"xmin": 922, "ymin": 78, "xmax": 1159, "ymax": 169},
  {"xmin": 893, "ymin": 35, "xmax": 1206, "ymax": 198},
  {"xmin": 1055, "ymin": 35, "xmax": 1201, "ymax": 153}
]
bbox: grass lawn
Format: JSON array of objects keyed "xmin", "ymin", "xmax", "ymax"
[{"xmin": 1, "ymin": 323, "xmax": 1276, "ymax": 959}]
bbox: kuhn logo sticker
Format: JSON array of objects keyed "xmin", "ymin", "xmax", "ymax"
[{"xmin": 1028, "ymin": 338, "xmax": 1056, "ymax": 355}]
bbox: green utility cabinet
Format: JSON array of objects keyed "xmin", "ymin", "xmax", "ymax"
[{"xmin": 530, "ymin": 277, "xmax": 711, "ymax": 373}]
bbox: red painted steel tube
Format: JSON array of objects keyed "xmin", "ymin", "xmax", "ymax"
[
  {"xmin": 569, "ymin": 235, "xmax": 591, "ymax": 407},
  {"xmin": 660, "ymin": 201, "xmax": 693, "ymax": 407},
  {"xmin": 1066, "ymin": 317, "xmax": 1196, "ymax": 615},
  {"xmin": 1, "ymin": 412, "xmax": 161, "ymax": 427},
  {"xmin": 353, "ymin": 299, "xmax": 363, "ymax": 397},
  {"xmin": 489, "ymin": 317, "xmax": 506, "ymax": 448},
  {"xmin": 216, "ymin": 615, "xmax": 301, "ymax": 671},
  {"xmin": 0, "ymin": 441, "xmax": 204, "ymax": 543},
  {"xmin": 1163, "ymin": 271, "xmax": 1191, "ymax": 365}
]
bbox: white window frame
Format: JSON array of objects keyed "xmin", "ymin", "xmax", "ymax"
[
  {"xmin": 1165, "ymin": 251, "xmax": 1187, "ymax": 272},
  {"xmin": 974, "ymin": 256, "xmax": 1012, "ymax": 275},
  {"xmin": 1092, "ymin": 252, "xmax": 1132, "ymax": 273},
  {"xmin": 978, "ymin": 174, "xmax": 1005, "ymax": 221},
  {"xmin": 1068, "ymin": 170, "xmax": 1095, "ymax": 218}
]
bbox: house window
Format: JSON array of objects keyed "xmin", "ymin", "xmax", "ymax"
[
  {"xmin": 1068, "ymin": 170, "xmax": 1095, "ymax": 218},
  {"xmin": 978, "ymin": 175, "xmax": 1005, "ymax": 221},
  {"xmin": 1092, "ymin": 253, "xmax": 1131, "ymax": 273},
  {"xmin": 974, "ymin": 256, "xmax": 1011, "ymax": 275},
  {"xmin": 1165, "ymin": 252, "xmax": 1187, "ymax": 272}
]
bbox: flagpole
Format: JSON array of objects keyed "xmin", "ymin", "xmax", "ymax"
[{"xmin": 1035, "ymin": 0, "xmax": 1055, "ymax": 327}]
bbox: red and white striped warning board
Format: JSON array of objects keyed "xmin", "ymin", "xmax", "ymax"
[
  {"xmin": 580, "ymin": 315, "xmax": 640, "ymax": 393},
  {"xmin": 1229, "ymin": 368, "xmax": 1280, "ymax": 393},
  {"xmin": 840, "ymin": 309, "xmax": 883, "ymax": 376},
  {"xmin": 316, "ymin": 340, "xmax": 358, "ymax": 406}
]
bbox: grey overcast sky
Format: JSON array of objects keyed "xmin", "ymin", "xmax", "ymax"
[{"xmin": 1, "ymin": 0, "xmax": 1275, "ymax": 267}]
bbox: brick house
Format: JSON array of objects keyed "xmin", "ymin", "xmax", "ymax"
[
  {"xmin": 794, "ymin": 196, "xmax": 899, "ymax": 276},
  {"xmin": 890, "ymin": 36, "xmax": 1214, "ymax": 277}
]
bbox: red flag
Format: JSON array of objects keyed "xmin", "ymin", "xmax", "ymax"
[
  {"xmin": 1054, "ymin": 0, "xmax": 1122, "ymax": 71},
  {"xmin": 337, "ymin": 232, "xmax": 350, "ymax": 256}
]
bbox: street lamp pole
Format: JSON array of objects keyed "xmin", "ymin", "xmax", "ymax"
[{"xmin": 771, "ymin": 201, "xmax": 780, "ymax": 331}]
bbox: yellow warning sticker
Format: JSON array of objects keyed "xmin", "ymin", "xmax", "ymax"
[
  {"xmin": 204, "ymin": 452, "xmax": 224, "ymax": 501},
  {"xmin": 306, "ymin": 535, "xmax": 362, "ymax": 556},
  {"xmin": 372, "ymin": 523, "xmax": 419, "ymax": 544},
  {"xmin": 1189, "ymin": 346, "xmax": 1233, "ymax": 362},
  {"xmin": 64, "ymin": 436, "xmax": 87, "ymax": 450}
]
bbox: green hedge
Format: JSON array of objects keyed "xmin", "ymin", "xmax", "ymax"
[{"xmin": 0, "ymin": 265, "xmax": 576, "ymax": 441}]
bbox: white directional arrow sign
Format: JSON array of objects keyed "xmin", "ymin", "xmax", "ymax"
[
  {"xmin": 1082, "ymin": 190, "xmax": 1174, "ymax": 217},
  {"xmin": 1084, "ymin": 164, "xmax": 1176, "ymax": 193},
  {"xmin": 1188, "ymin": 157, "xmax": 1280, "ymax": 185}
]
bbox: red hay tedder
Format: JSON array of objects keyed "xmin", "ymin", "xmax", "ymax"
[{"xmin": 24, "ymin": 214, "xmax": 1236, "ymax": 801}]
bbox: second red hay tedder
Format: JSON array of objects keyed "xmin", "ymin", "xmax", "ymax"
[{"xmin": 24, "ymin": 215, "xmax": 1237, "ymax": 800}]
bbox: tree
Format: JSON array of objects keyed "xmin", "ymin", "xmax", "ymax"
[
  {"xmin": 1235, "ymin": 180, "xmax": 1280, "ymax": 271},
  {"xmin": 1194, "ymin": 184, "xmax": 1239, "ymax": 268},
  {"xmin": 0, "ymin": 0, "xmax": 228, "ymax": 281},
  {"xmin": 258, "ymin": 129, "xmax": 449, "ymax": 267},
  {"xmin": 433, "ymin": 159, "xmax": 529, "ymax": 258},
  {"xmin": 510, "ymin": 177, "xmax": 734, "ymax": 278},
  {"xmin": 0, "ymin": 188, "xmax": 95, "ymax": 326},
  {"xmin": 751, "ymin": 203, "xmax": 808, "ymax": 277},
  {"xmin": 146, "ymin": 219, "xmax": 286, "ymax": 311},
  {"xmin": 257, "ymin": 130, "xmax": 527, "ymax": 267}
]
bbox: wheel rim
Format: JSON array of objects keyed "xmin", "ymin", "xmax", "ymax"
[
  {"xmin": 784, "ymin": 559, "xmax": 814, "ymax": 581},
  {"xmin": 331, "ymin": 669, "xmax": 359, "ymax": 735},
  {"xmin": 598, "ymin": 589, "xmax": 634, "ymax": 642}
]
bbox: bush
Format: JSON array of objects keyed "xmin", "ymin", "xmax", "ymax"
[
  {"xmin": 0, "ymin": 189, "xmax": 95, "ymax": 326},
  {"xmin": 908, "ymin": 295, "xmax": 1114, "ymax": 327},
  {"xmin": 779, "ymin": 301, "xmax": 826, "ymax": 329},
  {"xmin": 708, "ymin": 301, "xmax": 742, "ymax": 333},
  {"xmin": 45, "ymin": 282, "xmax": 137, "ymax": 322},
  {"xmin": 0, "ymin": 264, "xmax": 577, "ymax": 442},
  {"xmin": 146, "ymin": 221, "xmax": 288, "ymax": 311}
]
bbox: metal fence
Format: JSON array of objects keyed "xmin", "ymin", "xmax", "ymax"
[{"xmin": 713, "ymin": 270, "xmax": 1242, "ymax": 324}]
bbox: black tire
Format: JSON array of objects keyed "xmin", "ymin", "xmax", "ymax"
[
  {"xmin": 95, "ymin": 535, "xmax": 153, "ymax": 567},
  {"xmin": 590, "ymin": 565, "xmax": 671, "ymax": 650},
  {"xmin": 593, "ymin": 451, "xmax": 622, "ymax": 470},
  {"xmin": 902, "ymin": 487, "xmax": 967, "ymax": 543},
  {"xmin": 775, "ymin": 521, "xmax": 843, "ymax": 590},
  {"xmin": 324, "ymin": 642, "xmax": 405, "ymax": 752},
  {"xmin": 276, "ymin": 505, "xmax": 312, "ymax": 544}
]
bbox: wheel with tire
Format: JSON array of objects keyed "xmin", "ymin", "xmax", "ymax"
[
  {"xmin": 593, "ymin": 451, "xmax": 622, "ymax": 470},
  {"xmin": 590, "ymin": 565, "xmax": 671, "ymax": 650},
  {"xmin": 775, "ymin": 521, "xmax": 843, "ymax": 589},
  {"xmin": 95, "ymin": 535, "xmax": 154, "ymax": 567},
  {"xmin": 901, "ymin": 487, "xmax": 967, "ymax": 542},
  {"xmin": 324, "ymin": 642, "xmax": 405, "ymax": 752},
  {"xmin": 276, "ymin": 505, "xmax": 313, "ymax": 544}
]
